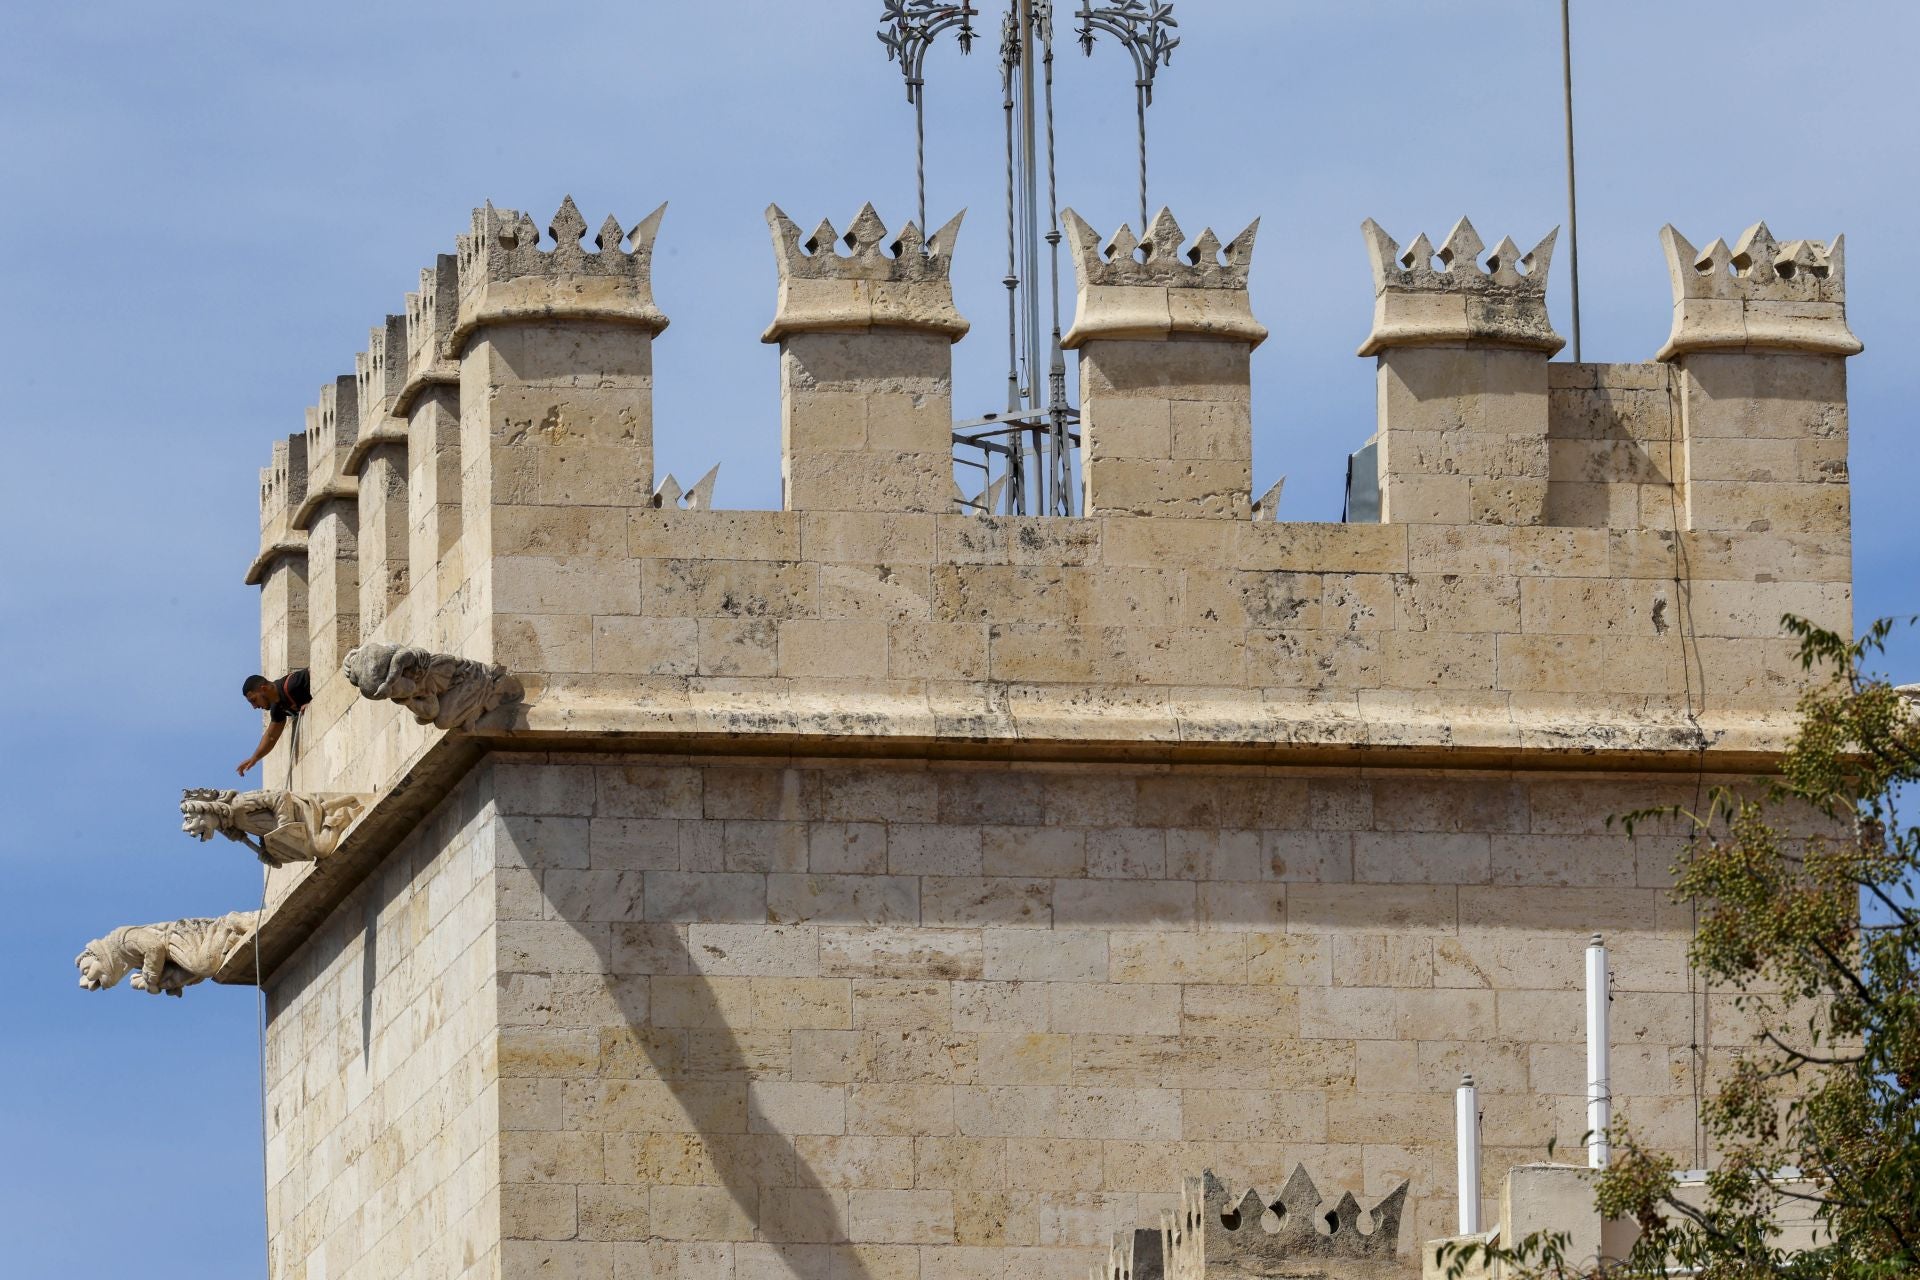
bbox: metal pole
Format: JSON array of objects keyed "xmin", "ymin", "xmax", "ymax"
[
  {"xmin": 1560, "ymin": 0, "xmax": 1583, "ymax": 363},
  {"xmin": 1019, "ymin": 0, "xmax": 1046, "ymax": 515},
  {"xmin": 1587, "ymin": 934, "xmax": 1611, "ymax": 1168},
  {"xmin": 1456, "ymin": 1073, "xmax": 1481, "ymax": 1234}
]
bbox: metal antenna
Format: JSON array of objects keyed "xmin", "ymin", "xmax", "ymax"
[
  {"xmin": 877, "ymin": 0, "xmax": 1177, "ymax": 517},
  {"xmin": 1560, "ymin": 0, "xmax": 1583, "ymax": 363},
  {"xmin": 878, "ymin": 2, "xmax": 980, "ymax": 235},
  {"xmin": 1075, "ymin": 1, "xmax": 1179, "ymax": 235}
]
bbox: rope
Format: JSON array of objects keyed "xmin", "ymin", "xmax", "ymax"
[
  {"xmin": 1665, "ymin": 367, "xmax": 1710, "ymax": 1169},
  {"xmin": 254, "ymin": 868, "xmax": 271, "ymax": 1276}
]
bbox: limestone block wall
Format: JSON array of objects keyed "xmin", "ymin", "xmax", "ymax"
[
  {"xmin": 1544, "ymin": 364, "xmax": 1679, "ymax": 530},
  {"xmin": 232, "ymin": 200, "xmax": 1863, "ymax": 1280},
  {"xmin": 263, "ymin": 767, "xmax": 501, "ymax": 1280},
  {"xmin": 483, "ymin": 753, "xmax": 1739, "ymax": 1279}
]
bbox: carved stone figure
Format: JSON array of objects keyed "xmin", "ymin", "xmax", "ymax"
[
  {"xmin": 74, "ymin": 911, "xmax": 259, "ymax": 997},
  {"xmin": 180, "ymin": 787, "xmax": 365, "ymax": 867},
  {"xmin": 342, "ymin": 643, "xmax": 523, "ymax": 730}
]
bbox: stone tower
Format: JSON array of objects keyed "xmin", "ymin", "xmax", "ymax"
[{"xmin": 108, "ymin": 192, "xmax": 1855, "ymax": 1280}]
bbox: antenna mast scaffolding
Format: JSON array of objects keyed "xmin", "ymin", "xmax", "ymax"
[{"xmin": 879, "ymin": 0, "xmax": 1177, "ymax": 516}]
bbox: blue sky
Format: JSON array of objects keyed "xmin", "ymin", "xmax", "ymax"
[{"xmin": 1, "ymin": 2, "xmax": 1913, "ymax": 1274}]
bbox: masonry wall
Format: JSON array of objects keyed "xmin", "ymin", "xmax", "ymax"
[
  {"xmin": 264, "ymin": 768, "xmax": 502, "ymax": 1280},
  {"xmin": 484, "ymin": 752, "xmax": 1755, "ymax": 1280}
]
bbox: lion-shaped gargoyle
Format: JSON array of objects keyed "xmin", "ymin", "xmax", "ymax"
[
  {"xmin": 75, "ymin": 911, "xmax": 259, "ymax": 997},
  {"xmin": 180, "ymin": 787, "xmax": 366, "ymax": 868},
  {"xmin": 342, "ymin": 642, "xmax": 523, "ymax": 731}
]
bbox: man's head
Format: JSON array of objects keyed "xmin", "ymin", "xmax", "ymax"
[{"xmin": 242, "ymin": 674, "xmax": 276, "ymax": 711}]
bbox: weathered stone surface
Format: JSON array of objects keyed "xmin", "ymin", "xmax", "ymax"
[
  {"xmin": 75, "ymin": 911, "xmax": 258, "ymax": 997},
  {"xmin": 342, "ymin": 642, "xmax": 523, "ymax": 730},
  {"xmin": 1358, "ymin": 218, "xmax": 1563, "ymax": 356},
  {"xmin": 180, "ymin": 786, "xmax": 365, "ymax": 867},
  {"xmin": 1658, "ymin": 223, "xmax": 1860, "ymax": 360}
]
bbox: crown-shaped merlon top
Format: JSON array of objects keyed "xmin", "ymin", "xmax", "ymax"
[
  {"xmin": 401, "ymin": 254, "xmax": 460, "ymax": 404},
  {"xmin": 1178, "ymin": 1167, "xmax": 1408, "ymax": 1275},
  {"xmin": 451, "ymin": 197, "xmax": 669, "ymax": 349},
  {"xmin": 1658, "ymin": 221, "xmax": 1861, "ymax": 360},
  {"xmin": 1357, "ymin": 217, "xmax": 1562, "ymax": 356},
  {"xmin": 355, "ymin": 315, "xmax": 408, "ymax": 421},
  {"xmin": 302, "ymin": 375, "xmax": 360, "ymax": 497},
  {"xmin": 1060, "ymin": 208, "xmax": 1266, "ymax": 349},
  {"xmin": 258, "ymin": 434, "xmax": 308, "ymax": 540},
  {"xmin": 762, "ymin": 203, "xmax": 968, "ymax": 342}
]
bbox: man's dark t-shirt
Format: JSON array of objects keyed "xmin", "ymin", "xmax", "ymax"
[{"xmin": 269, "ymin": 669, "xmax": 312, "ymax": 723}]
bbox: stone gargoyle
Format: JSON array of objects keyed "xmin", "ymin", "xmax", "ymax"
[
  {"xmin": 75, "ymin": 911, "xmax": 259, "ymax": 997},
  {"xmin": 342, "ymin": 642, "xmax": 523, "ymax": 731},
  {"xmin": 180, "ymin": 787, "xmax": 365, "ymax": 868}
]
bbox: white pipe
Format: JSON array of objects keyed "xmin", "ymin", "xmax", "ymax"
[
  {"xmin": 1587, "ymin": 933, "xmax": 1611, "ymax": 1168},
  {"xmin": 1456, "ymin": 1072, "xmax": 1482, "ymax": 1234}
]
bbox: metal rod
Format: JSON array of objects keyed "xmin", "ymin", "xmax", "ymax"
[
  {"xmin": 914, "ymin": 89, "xmax": 928, "ymax": 235},
  {"xmin": 1136, "ymin": 83, "xmax": 1149, "ymax": 232},
  {"xmin": 1587, "ymin": 933, "xmax": 1612, "ymax": 1168},
  {"xmin": 1019, "ymin": 0, "xmax": 1046, "ymax": 515},
  {"xmin": 1456, "ymin": 1073, "xmax": 1482, "ymax": 1235},
  {"xmin": 1001, "ymin": 16, "xmax": 1022, "ymax": 441},
  {"xmin": 1560, "ymin": 0, "xmax": 1583, "ymax": 362}
]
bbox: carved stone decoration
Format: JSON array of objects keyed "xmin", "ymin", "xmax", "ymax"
[
  {"xmin": 1357, "ymin": 217, "xmax": 1563, "ymax": 357},
  {"xmin": 180, "ymin": 787, "xmax": 366, "ymax": 868},
  {"xmin": 342, "ymin": 642, "xmax": 524, "ymax": 730},
  {"xmin": 762, "ymin": 202, "xmax": 969, "ymax": 342},
  {"xmin": 1658, "ymin": 222, "xmax": 1860, "ymax": 360},
  {"xmin": 75, "ymin": 911, "xmax": 260, "ymax": 998},
  {"xmin": 1159, "ymin": 1167, "xmax": 1409, "ymax": 1280},
  {"xmin": 1061, "ymin": 206, "xmax": 1266, "ymax": 348}
]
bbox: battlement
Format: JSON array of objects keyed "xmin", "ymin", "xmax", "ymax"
[
  {"xmin": 1359, "ymin": 218, "xmax": 1561, "ymax": 356},
  {"xmin": 1659, "ymin": 222, "xmax": 1860, "ymax": 359},
  {"xmin": 400, "ymin": 254, "xmax": 459, "ymax": 407},
  {"xmin": 354, "ymin": 316, "xmax": 407, "ymax": 423},
  {"xmin": 763, "ymin": 203, "xmax": 968, "ymax": 341},
  {"xmin": 450, "ymin": 197, "xmax": 668, "ymax": 349},
  {"xmin": 231, "ymin": 196, "xmax": 1861, "ymax": 850},
  {"xmin": 1062, "ymin": 207, "xmax": 1264, "ymax": 347}
]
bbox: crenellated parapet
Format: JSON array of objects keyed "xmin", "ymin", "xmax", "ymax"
[
  {"xmin": 399, "ymin": 254, "xmax": 460, "ymax": 410},
  {"xmin": 765, "ymin": 203, "xmax": 966, "ymax": 512},
  {"xmin": 1063, "ymin": 208, "xmax": 1265, "ymax": 518},
  {"xmin": 1659, "ymin": 222, "xmax": 1858, "ymax": 360},
  {"xmin": 348, "ymin": 315, "xmax": 409, "ymax": 463},
  {"xmin": 297, "ymin": 375, "xmax": 360, "ymax": 520},
  {"xmin": 252, "ymin": 434, "xmax": 308, "ymax": 575},
  {"xmin": 451, "ymin": 196, "xmax": 668, "ymax": 348},
  {"xmin": 764, "ymin": 203, "xmax": 968, "ymax": 341},
  {"xmin": 1358, "ymin": 218, "xmax": 1561, "ymax": 356},
  {"xmin": 1654, "ymin": 220, "xmax": 1861, "ymax": 538},
  {"xmin": 1061, "ymin": 207, "xmax": 1264, "ymax": 347},
  {"xmin": 1096, "ymin": 1168, "xmax": 1409, "ymax": 1280},
  {"xmin": 1357, "ymin": 217, "xmax": 1563, "ymax": 526}
]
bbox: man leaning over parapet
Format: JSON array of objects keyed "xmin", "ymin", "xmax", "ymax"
[{"xmin": 235, "ymin": 668, "xmax": 310, "ymax": 776}]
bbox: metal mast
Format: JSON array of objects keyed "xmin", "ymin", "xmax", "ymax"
[{"xmin": 878, "ymin": 0, "xmax": 1177, "ymax": 517}]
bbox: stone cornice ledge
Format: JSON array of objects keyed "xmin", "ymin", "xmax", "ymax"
[
  {"xmin": 291, "ymin": 477, "xmax": 359, "ymax": 531},
  {"xmin": 216, "ymin": 688, "xmax": 1797, "ymax": 987},
  {"xmin": 244, "ymin": 534, "xmax": 309, "ymax": 586},
  {"xmin": 342, "ymin": 424, "xmax": 410, "ymax": 475}
]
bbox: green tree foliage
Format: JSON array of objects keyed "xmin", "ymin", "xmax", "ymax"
[{"xmin": 1441, "ymin": 617, "xmax": 1919, "ymax": 1280}]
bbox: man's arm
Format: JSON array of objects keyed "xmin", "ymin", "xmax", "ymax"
[{"xmin": 236, "ymin": 720, "xmax": 285, "ymax": 776}]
